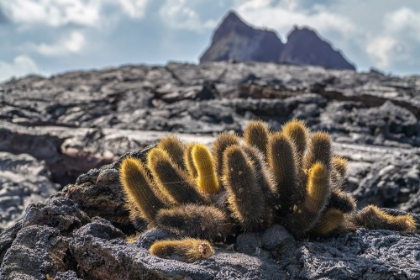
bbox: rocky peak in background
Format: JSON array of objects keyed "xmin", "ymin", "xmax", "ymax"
[
  {"xmin": 200, "ymin": 11, "xmax": 356, "ymax": 71},
  {"xmin": 280, "ymin": 26, "xmax": 355, "ymax": 70},
  {"xmin": 199, "ymin": 11, "xmax": 284, "ymax": 63}
]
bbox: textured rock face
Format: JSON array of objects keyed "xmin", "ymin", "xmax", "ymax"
[
  {"xmin": 279, "ymin": 26, "xmax": 356, "ymax": 70},
  {"xmin": 0, "ymin": 152, "xmax": 59, "ymax": 231},
  {"xmin": 1, "ymin": 61, "xmax": 420, "ymax": 231},
  {"xmin": 200, "ymin": 11, "xmax": 284, "ymax": 63},
  {"xmin": 2, "ymin": 55, "xmax": 420, "ymax": 277},
  {"xmin": 200, "ymin": 12, "xmax": 355, "ymax": 70}
]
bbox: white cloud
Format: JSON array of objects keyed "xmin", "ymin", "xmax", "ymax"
[
  {"xmin": 159, "ymin": 0, "xmax": 217, "ymax": 32},
  {"xmin": 27, "ymin": 31, "xmax": 86, "ymax": 56},
  {"xmin": 0, "ymin": 0, "xmax": 151, "ymax": 28},
  {"xmin": 237, "ymin": 0, "xmax": 273, "ymax": 10},
  {"xmin": 236, "ymin": 1, "xmax": 356, "ymax": 39},
  {"xmin": 366, "ymin": 37, "xmax": 397, "ymax": 68},
  {"xmin": 365, "ymin": 7, "xmax": 420, "ymax": 71},
  {"xmin": 0, "ymin": 0, "xmax": 101, "ymax": 27},
  {"xmin": 118, "ymin": 0, "xmax": 149, "ymax": 19},
  {"xmin": 384, "ymin": 7, "xmax": 420, "ymax": 42},
  {"xmin": 0, "ymin": 56, "xmax": 39, "ymax": 82}
]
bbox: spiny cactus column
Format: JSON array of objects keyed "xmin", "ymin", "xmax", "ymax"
[
  {"xmin": 119, "ymin": 157, "xmax": 166, "ymax": 224},
  {"xmin": 284, "ymin": 162, "xmax": 330, "ymax": 236},
  {"xmin": 331, "ymin": 156, "xmax": 348, "ymax": 189},
  {"xmin": 354, "ymin": 205, "xmax": 416, "ymax": 233},
  {"xmin": 223, "ymin": 145, "xmax": 267, "ymax": 231},
  {"xmin": 212, "ymin": 132, "xmax": 239, "ymax": 177},
  {"xmin": 184, "ymin": 143, "xmax": 198, "ymax": 178},
  {"xmin": 244, "ymin": 120, "xmax": 270, "ymax": 157},
  {"xmin": 268, "ymin": 132, "xmax": 301, "ymax": 210},
  {"xmin": 282, "ymin": 119, "xmax": 309, "ymax": 160},
  {"xmin": 191, "ymin": 144, "xmax": 220, "ymax": 194},
  {"xmin": 155, "ymin": 204, "xmax": 231, "ymax": 240},
  {"xmin": 157, "ymin": 136, "xmax": 186, "ymax": 170},
  {"xmin": 332, "ymin": 156, "xmax": 347, "ymax": 179},
  {"xmin": 311, "ymin": 209, "xmax": 344, "ymax": 235},
  {"xmin": 147, "ymin": 148, "xmax": 207, "ymax": 205},
  {"xmin": 304, "ymin": 132, "xmax": 332, "ymax": 170},
  {"xmin": 241, "ymin": 145, "xmax": 277, "ymax": 205},
  {"xmin": 326, "ymin": 188, "xmax": 356, "ymax": 213}
]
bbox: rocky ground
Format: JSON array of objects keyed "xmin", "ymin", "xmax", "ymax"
[{"xmin": 1, "ymin": 61, "xmax": 420, "ymax": 279}]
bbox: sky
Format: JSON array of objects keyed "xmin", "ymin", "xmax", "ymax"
[{"xmin": 1, "ymin": 0, "xmax": 420, "ymax": 82}]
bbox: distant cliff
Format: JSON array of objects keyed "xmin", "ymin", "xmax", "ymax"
[
  {"xmin": 199, "ymin": 11, "xmax": 284, "ymax": 63},
  {"xmin": 200, "ymin": 11, "xmax": 356, "ymax": 71}
]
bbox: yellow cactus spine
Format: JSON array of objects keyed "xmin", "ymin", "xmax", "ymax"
[
  {"xmin": 326, "ymin": 188, "xmax": 356, "ymax": 213},
  {"xmin": 212, "ymin": 132, "xmax": 240, "ymax": 177},
  {"xmin": 354, "ymin": 205, "xmax": 416, "ymax": 233},
  {"xmin": 303, "ymin": 132, "xmax": 332, "ymax": 171},
  {"xmin": 241, "ymin": 145, "xmax": 277, "ymax": 204},
  {"xmin": 149, "ymin": 238, "xmax": 215, "ymax": 263},
  {"xmin": 282, "ymin": 119, "xmax": 309, "ymax": 159},
  {"xmin": 184, "ymin": 143, "xmax": 198, "ymax": 178},
  {"xmin": 305, "ymin": 162, "xmax": 330, "ymax": 213},
  {"xmin": 331, "ymin": 156, "xmax": 348, "ymax": 189},
  {"xmin": 157, "ymin": 136, "xmax": 186, "ymax": 170},
  {"xmin": 243, "ymin": 120, "xmax": 270, "ymax": 157},
  {"xmin": 147, "ymin": 148, "xmax": 206, "ymax": 205},
  {"xmin": 155, "ymin": 204, "xmax": 231, "ymax": 241},
  {"xmin": 283, "ymin": 162, "xmax": 330, "ymax": 236},
  {"xmin": 267, "ymin": 132, "xmax": 301, "ymax": 210},
  {"xmin": 191, "ymin": 144, "xmax": 220, "ymax": 194},
  {"xmin": 119, "ymin": 157, "xmax": 166, "ymax": 223},
  {"xmin": 311, "ymin": 209, "xmax": 344, "ymax": 235},
  {"xmin": 126, "ymin": 199, "xmax": 148, "ymax": 231},
  {"xmin": 332, "ymin": 156, "xmax": 347, "ymax": 178},
  {"xmin": 222, "ymin": 145, "xmax": 266, "ymax": 231}
]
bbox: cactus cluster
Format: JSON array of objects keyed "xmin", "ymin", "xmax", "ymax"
[{"xmin": 120, "ymin": 120, "xmax": 417, "ymax": 262}]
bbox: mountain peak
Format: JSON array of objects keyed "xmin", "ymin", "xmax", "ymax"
[
  {"xmin": 224, "ymin": 10, "xmax": 243, "ymax": 24},
  {"xmin": 200, "ymin": 11, "xmax": 284, "ymax": 63},
  {"xmin": 200, "ymin": 11, "xmax": 356, "ymax": 71},
  {"xmin": 280, "ymin": 25, "xmax": 356, "ymax": 70}
]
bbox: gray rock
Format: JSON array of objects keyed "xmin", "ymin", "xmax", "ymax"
[
  {"xmin": 0, "ymin": 152, "xmax": 60, "ymax": 231},
  {"xmin": 235, "ymin": 232, "xmax": 262, "ymax": 255},
  {"xmin": 136, "ymin": 228, "xmax": 176, "ymax": 250},
  {"xmin": 0, "ymin": 220, "xmax": 22, "ymax": 264},
  {"xmin": 262, "ymin": 224, "xmax": 295, "ymax": 251},
  {"xmin": 0, "ymin": 225, "xmax": 69, "ymax": 280},
  {"xmin": 22, "ymin": 197, "xmax": 90, "ymax": 234},
  {"xmin": 3, "ymin": 199, "xmax": 420, "ymax": 279},
  {"xmin": 2, "ymin": 61, "xmax": 420, "ymax": 278},
  {"xmin": 54, "ymin": 270, "xmax": 82, "ymax": 280}
]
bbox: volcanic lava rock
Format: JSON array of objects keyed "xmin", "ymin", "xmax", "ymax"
[
  {"xmin": 1, "ymin": 149, "xmax": 420, "ymax": 279},
  {"xmin": 0, "ymin": 152, "xmax": 60, "ymax": 231},
  {"xmin": 2, "ymin": 60, "xmax": 420, "ymax": 239}
]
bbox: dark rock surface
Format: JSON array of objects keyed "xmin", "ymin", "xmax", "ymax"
[
  {"xmin": 200, "ymin": 11, "xmax": 355, "ymax": 70},
  {"xmin": 1, "ymin": 61, "xmax": 420, "ymax": 278},
  {"xmin": 0, "ymin": 152, "xmax": 59, "ymax": 231},
  {"xmin": 1, "ymin": 61, "xmax": 420, "ymax": 232}
]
